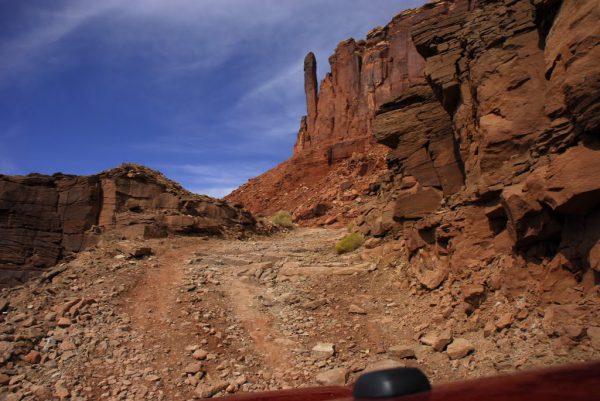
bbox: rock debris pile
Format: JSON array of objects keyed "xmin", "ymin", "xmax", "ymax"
[{"xmin": 1, "ymin": 228, "xmax": 599, "ymax": 400}]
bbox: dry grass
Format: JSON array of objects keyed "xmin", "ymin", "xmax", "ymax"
[
  {"xmin": 335, "ymin": 232, "xmax": 364, "ymax": 254},
  {"xmin": 272, "ymin": 210, "xmax": 294, "ymax": 228}
]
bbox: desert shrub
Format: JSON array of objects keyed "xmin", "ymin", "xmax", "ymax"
[
  {"xmin": 272, "ymin": 210, "xmax": 294, "ymax": 228},
  {"xmin": 335, "ymin": 232, "xmax": 364, "ymax": 254}
]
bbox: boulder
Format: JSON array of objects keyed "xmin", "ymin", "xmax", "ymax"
[
  {"xmin": 446, "ymin": 338, "xmax": 474, "ymax": 360},
  {"xmin": 420, "ymin": 328, "xmax": 453, "ymax": 352},
  {"xmin": 387, "ymin": 345, "xmax": 416, "ymax": 359},
  {"xmin": 315, "ymin": 368, "xmax": 348, "ymax": 386},
  {"xmin": 312, "ymin": 343, "xmax": 335, "ymax": 359}
]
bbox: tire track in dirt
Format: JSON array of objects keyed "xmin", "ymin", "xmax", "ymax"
[
  {"xmin": 123, "ymin": 241, "xmax": 205, "ymax": 399},
  {"xmin": 223, "ymin": 276, "xmax": 295, "ymax": 374}
]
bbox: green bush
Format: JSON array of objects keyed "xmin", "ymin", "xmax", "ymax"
[
  {"xmin": 272, "ymin": 210, "xmax": 294, "ymax": 228},
  {"xmin": 335, "ymin": 232, "xmax": 364, "ymax": 254}
]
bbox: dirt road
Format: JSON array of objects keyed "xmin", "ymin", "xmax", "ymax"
[{"xmin": 1, "ymin": 228, "xmax": 599, "ymax": 400}]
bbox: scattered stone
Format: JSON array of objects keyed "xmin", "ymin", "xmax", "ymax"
[
  {"xmin": 316, "ymin": 368, "xmax": 348, "ymax": 386},
  {"xmin": 387, "ymin": 345, "xmax": 416, "ymax": 359},
  {"xmin": 516, "ymin": 309, "xmax": 529, "ymax": 320},
  {"xmin": 588, "ymin": 327, "xmax": 600, "ymax": 350},
  {"xmin": 303, "ymin": 299, "xmax": 327, "ymax": 310},
  {"xmin": 145, "ymin": 374, "xmax": 161, "ymax": 382},
  {"xmin": 0, "ymin": 341, "xmax": 15, "ymax": 363},
  {"xmin": 420, "ymin": 328, "xmax": 453, "ymax": 352},
  {"xmin": 484, "ymin": 321, "xmax": 497, "ymax": 337},
  {"xmin": 312, "ymin": 343, "xmax": 335, "ymax": 359},
  {"xmin": 447, "ymin": 338, "xmax": 474, "ymax": 360},
  {"xmin": 22, "ymin": 350, "xmax": 41, "ymax": 364},
  {"xmin": 0, "ymin": 299, "xmax": 8, "ymax": 312},
  {"xmin": 193, "ymin": 349, "xmax": 208, "ymax": 360},
  {"xmin": 195, "ymin": 382, "xmax": 228, "ymax": 398},
  {"xmin": 57, "ymin": 317, "xmax": 72, "ymax": 328},
  {"xmin": 184, "ymin": 362, "xmax": 203, "ymax": 374},
  {"xmin": 349, "ymin": 304, "xmax": 367, "ymax": 315},
  {"xmin": 495, "ymin": 312, "xmax": 514, "ymax": 331},
  {"xmin": 461, "ymin": 284, "xmax": 485, "ymax": 302},
  {"xmin": 117, "ymin": 243, "xmax": 154, "ymax": 258},
  {"xmin": 364, "ymin": 237, "xmax": 382, "ymax": 249},
  {"xmin": 31, "ymin": 385, "xmax": 52, "ymax": 399},
  {"xmin": 54, "ymin": 383, "xmax": 70, "ymax": 400},
  {"xmin": 416, "ymin": 268, "xmax": 448, "ymax": 290},
  {"xmin": 564, "ymin": 325, "xmax": 584, "ymax": 340}
]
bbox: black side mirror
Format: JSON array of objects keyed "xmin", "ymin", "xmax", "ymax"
[{"xmin": 353, "ymin": 367, "xmax": 431, "ymax": 399}]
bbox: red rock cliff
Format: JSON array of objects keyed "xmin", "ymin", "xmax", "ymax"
[
  {"xmin": 357, "ymin": 0, "xmax": 600, "ymax": 300},
  {"xmin": 0, "ymin": 164, "xmax": 255, "ymax": 286},
  {"xmin": 226, "ymin": 3, "xmax": 463, "ymax": 224}
]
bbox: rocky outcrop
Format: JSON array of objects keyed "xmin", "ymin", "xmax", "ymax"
[
  {"xmin": 228, "ymin": 0, "xmax": 600, "ymax": 293},
  {"xmin": 373, "ymin": 83, "xmax": 465, "ymax": 197},
  {"xmin": 227, "ymin": 4, "xmax": 459, "ymax": 224},
  {"xmin": 0, "ymin": 164, "xmax": 255, "ymax": 286},
  {"xmin": 357, "ymin": 0, "xmax": 600, "ymax": 295},
  {"xmin": 304, "ymin": 52, "xmax": 319, "ymax": 135}
]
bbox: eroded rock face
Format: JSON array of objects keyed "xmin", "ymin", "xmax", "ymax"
[
  {"xmin": 0, "ymin": 164, "xmax": 255, "ymax": 285},
  {"xmin": 227, "ymin": 4, "xmax": 455, "ymax": 224},
  {"xmin": 371, "ymin": 83, "xmax": 465, "ymax": 226},
  {"xmin": 359, "ymin": 0, "xmax": 600, "ymax": 293},
  {"xmin": 411, "ymin": 0, "xmax": 600, "ymax": 192}
]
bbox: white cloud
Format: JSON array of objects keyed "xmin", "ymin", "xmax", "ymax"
[
  {"xmin": 188, "ymin": 186, "xmax": 236, "ymax": 199},
  {"xmin": 1, "ymin": 1, "xmax": 423, "ymax": 84},
  {"xmin": 0, "ymin": 0, "xmax": 427, "ymax": 184},
  {"xmin": 238, "ymin": 63, "xmax": 303, "ymax": 104},
  {"xmin": 0, "ymin": 1, "xmax": 120, "ymax": 85},
  {"xmin": 0, "ymin": 0, "xmax": 309, "ymax": 84},
  {"xmin": 160, "ymin": 162, "xmax": 274, "ymax": 198}
]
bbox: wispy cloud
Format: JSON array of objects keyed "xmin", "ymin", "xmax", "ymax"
[
  {"xmin": 238, "ymin": 63, "xmax": 303, "ymax": 104},
  {"xmin": 0, "ymin": 1, "xmax": 120, "ymax": 86},
  {"xmin": 160, "ymin": 162, "xmax": 275, "ymax": 198},
  {"xmin": 0, "ymin": 0, "xmax": 426, "ymax": 186}
]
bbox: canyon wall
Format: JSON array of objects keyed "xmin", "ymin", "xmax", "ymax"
[
  {"xmin": 231, "ymin": 0, "xmax": 600, "ymax": 301},
  {"xmin": 358, "ymin": 0, "xmax": 600, "ymax": 299},
  {"xmin": 0, "ymin": 164, "xmax": 255, "ymax": 286},
  {"xmin": 227, "ymin": 3, "xmax": 471, "ymax": 224}
]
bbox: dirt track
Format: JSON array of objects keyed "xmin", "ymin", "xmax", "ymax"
[{"xmin": 1, "ymin": 228, "xmax": 600, "ymax": 400}]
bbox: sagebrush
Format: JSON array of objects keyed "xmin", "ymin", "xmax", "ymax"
[
  {"xmin": 272, "ymin": 210, "xmax": 294, "ymax": 228},
  {"xmin": 335, "ymin": 232, "xmax": 364, "ymax": 254}
]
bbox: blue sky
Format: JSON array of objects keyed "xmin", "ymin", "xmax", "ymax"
[{"xmin": 0, "ymin": 0, "xmax": 425, "ymax": 197}]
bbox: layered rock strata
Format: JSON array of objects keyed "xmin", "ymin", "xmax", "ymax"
[
  {"xmin": 227, "ymin": 4, "xmax": 461, "ymax": 223},
  {"xmin": 0, "ymin": 164, "xmax": 255, "ymax": 285},
  {"xmin": 358, "ymin": 0, "xmax": 600, "ymax": 293}
]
